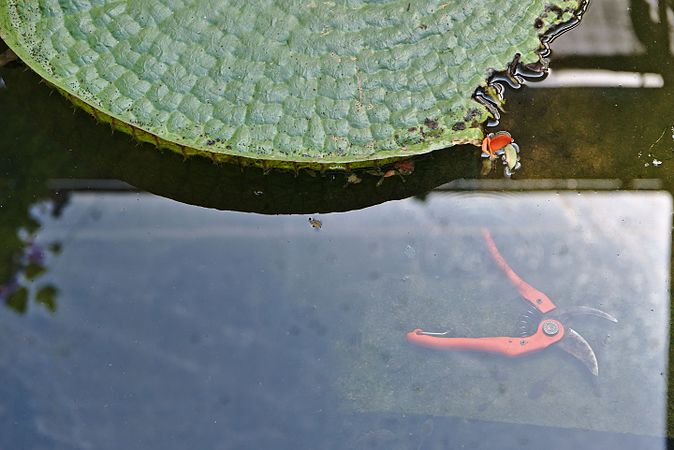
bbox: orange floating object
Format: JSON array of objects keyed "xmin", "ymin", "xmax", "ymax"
[
  {"xmin": 481, "ymin": 136, "xmax": 492, "ymax": 157},
  {"xmin": 488, "ymin": 132, "xmax": 513, "ymax": 151},
  {"xmin": 481, "ymin": 131, "xmax": 513, "ymax": 159}
]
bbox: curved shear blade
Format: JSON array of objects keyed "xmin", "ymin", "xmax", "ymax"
[
  {"xmin": 556, "ymin": 327, "xmax": 599, "ymax": 376},
  {"xmin": 553, "ymin": 306, "xmax": 618, "ymax": 323}
]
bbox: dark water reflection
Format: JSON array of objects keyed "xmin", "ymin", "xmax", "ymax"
[{"xmin": 2, "ymin": 0, "xmax": 674, "ymax": 448}]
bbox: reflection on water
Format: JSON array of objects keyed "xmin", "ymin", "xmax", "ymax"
[
  {"xmin": 552, "ymin": 0, "xmax": 646, "ymax": 56},
  {"xmin": 0, "ymin": 190, "xmax": 669, "ymax": 448}
]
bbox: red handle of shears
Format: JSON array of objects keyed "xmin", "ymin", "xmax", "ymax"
[
  {"xmin": 481, "ymin": 228, "xmax": 557, "ymax": 314},
  {"xmin": 406, "ymin": 320, "xmax": 565, "ymax": 357}
]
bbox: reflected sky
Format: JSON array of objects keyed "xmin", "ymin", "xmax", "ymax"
[
  {"xmin": 533, "ymin": 69, "xmax": 664, "ymax": 88},
  {"xmin": 552, "ymin": 0, "xmax": 646, "ymax": 56},
  {"xmin": 0, "ymin": 190, "xmax": 669, "ymax": 449},
  {"xmin": 525, "ymin": 0, "xmax": 674, "ymax": 91}
]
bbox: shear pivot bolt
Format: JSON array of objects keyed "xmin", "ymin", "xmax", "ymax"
[{"xmin": 542, "ymin": 321, "xmax": 559, "ymax": 336}]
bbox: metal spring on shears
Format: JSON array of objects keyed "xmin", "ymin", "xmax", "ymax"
[{"xmin": 517, "ymin": 307, "xmax": 541, "ymax": 337}]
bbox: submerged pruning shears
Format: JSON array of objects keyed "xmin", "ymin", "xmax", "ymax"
[{"xmin": 407, "ymin": 229, "xmax": 618, "ymax": 376}]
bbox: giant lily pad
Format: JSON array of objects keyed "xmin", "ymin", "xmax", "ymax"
[{"xmin": 0, "ymin": 0, "xmax": 580, "ymax": 168}]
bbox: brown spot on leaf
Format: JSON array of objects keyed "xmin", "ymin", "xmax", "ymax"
[
  {"xmin": 544, "ymin": 5, "xmax": 564, "ymax": 16},
  {"xmin": 464, "ymin": 108, "xmax": 480, "ymax": 121},
  {"xmin": 424, "ymin": 118, "xmax": 438, "ymax": 129}
]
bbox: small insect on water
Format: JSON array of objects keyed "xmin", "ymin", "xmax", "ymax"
[{"xmin": 308, "ymin": 217, "xmax": 322, "ymax": 229}]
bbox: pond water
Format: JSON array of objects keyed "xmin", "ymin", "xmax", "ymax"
[{"xmin": 2, "ymin": 1, "xmax": 674, "ymax": 449}]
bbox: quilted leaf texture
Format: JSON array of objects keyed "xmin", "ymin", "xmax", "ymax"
[{"xmin": 0, "ymin": 0, "xmax": 580, "ymax": 168}]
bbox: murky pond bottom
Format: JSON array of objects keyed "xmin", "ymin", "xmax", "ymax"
[{"xmin": 0, "ymin": 190, "xmax": 669, "ymax": 449}]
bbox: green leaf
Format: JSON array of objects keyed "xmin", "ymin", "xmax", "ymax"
[
  {"xmin": 48, "ymin": 242, "xmax": 62, "ymax": 255},
  {"xmin": 23, "ymin": 262, "xmax": 45, "ymax": 281},
  {"xmin": 5, "ymin": 286, "xmax": 27, "ymax": 313},
  {"xmin": 35, "ymin": 284, "xmax": 58, "ymax": 313},
  {"xmin": 0, "ymin": 0, "xmax": 581, "ymax": 167}
]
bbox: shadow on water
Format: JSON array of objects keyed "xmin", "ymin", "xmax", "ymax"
[
  {"xmin": 0, "ymin": 63, "xmax": 483, "ymax": 216},
  {"xmin": 4, "ymin": 0, "xmax": 674, "ymax": 448}
]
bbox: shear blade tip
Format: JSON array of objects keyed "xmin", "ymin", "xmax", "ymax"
[{"xmin": 558, "ymin": 328, "xmax": 600, "ymax": 378}]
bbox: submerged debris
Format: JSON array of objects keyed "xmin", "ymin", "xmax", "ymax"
[
  {"xmin": 393, "ymin": 160, "xmax": 415, "ymax": 175},
  {"xmin": 365, "ymin": 159, "xmax": 416, "ymax": 186},
  {"xmin": 370, "ymin": 159, "xmax": 416, "ymax": 186},
  {"xmin": 481, "ymin": 158, "xmax": 494, "ymax": 177},
  {"xmin": 308, "ymin": 217, "xmax": 322, "ymax": 229},
  {"xmin": 343, "ymin": 173, "xmax": 362, "ymax": 187}
]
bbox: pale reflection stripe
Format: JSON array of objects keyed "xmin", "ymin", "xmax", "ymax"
[
  {"xmin": 437, "ymin": 179, "xmax": 623, "ymax": 190},
  {"xmin": 531, "ymin": 69, "xmax": 664, "ymax": 88}
]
